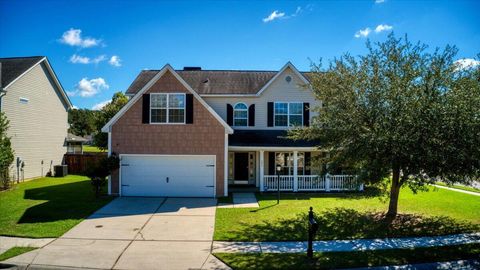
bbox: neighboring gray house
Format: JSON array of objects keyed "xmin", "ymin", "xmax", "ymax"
[{"xmin": 0, "ymin": 56, "xmax": 72, "ymax": 180}]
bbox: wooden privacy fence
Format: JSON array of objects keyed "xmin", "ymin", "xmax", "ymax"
[{"xmin": 64, "ymin": 153, "xmax": 107, "ymax": 175}]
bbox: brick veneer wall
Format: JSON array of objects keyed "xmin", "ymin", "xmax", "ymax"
[{"xmin": 110, "ymin": 70, "xmax": 226, "ymax": 196}]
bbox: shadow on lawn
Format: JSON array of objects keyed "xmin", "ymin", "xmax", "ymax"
[
  {"xmin": 17, "ymin": 180, "xmax": 111, "ymax": 224},
  {"xmin": 235, "ymin": 208, "xmax": 479, "ymax": 242},
  {"xmin": 258, "ymin": 187, "xmax": 385, "ymax": 202}
]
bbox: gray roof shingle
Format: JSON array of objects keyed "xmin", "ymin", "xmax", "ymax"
[
  {"xmin": 125, "ymin": 69, "xmax": 313, "ymax": 96},
  {"xmin": 0, "ymin": 56, "xmax": 44, "ymax": 88}
]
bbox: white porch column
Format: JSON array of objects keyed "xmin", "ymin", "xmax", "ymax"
[
  {"xmin": 259, "ymin": 150, "xmax": 265, "ymax": 192},
  {"xmin": 293, "ymin": 151, "xmax": 298, "ymax": 192}
]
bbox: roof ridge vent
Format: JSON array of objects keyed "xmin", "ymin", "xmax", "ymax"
[{"xmin": 183, "ymin": 66, "xmax": 201, "ymax": 71}]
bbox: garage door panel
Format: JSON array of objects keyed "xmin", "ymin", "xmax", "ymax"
[{"xmin": 120, "ymin": 155, "xmax": 215, "ymax": 197}]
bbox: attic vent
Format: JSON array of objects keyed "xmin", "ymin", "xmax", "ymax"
[
  {"xmin": 183, "ymin": 67, "xmax": 202, "ymax": 71},
  {"xmin": 285, "ymin": 76, "xmax": 292, "ymax": 83}
]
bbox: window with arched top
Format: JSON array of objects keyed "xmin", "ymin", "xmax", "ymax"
[{"xmin": 233, "ymin": 103, "xmax": 248, "ymax": 126}]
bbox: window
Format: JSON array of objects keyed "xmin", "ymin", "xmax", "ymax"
[
  {"xmin": 275, "ymin": 152, "xmax": 305, "ymax": 175},
  {"xmin": 274, "ymin": 102, "xmax": 303, "ymax": 127},
  {"xmin": 233, "ymin": 103, "xmax": 248, "ymax": 126},
  {"xmin": 150, "ymin": 93, "xmax": 185, "ymax": 123}
]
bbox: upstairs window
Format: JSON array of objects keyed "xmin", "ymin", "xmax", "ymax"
[
  {"xmin": 274, "ymin": 102, "xmax": 303, "ymax": 127},
  {"xmin": 150, "ymin": 93, "xmax": 185, "ymax": 123},
  {"xmin": 233, "ymin": 103, "xmax": 248, "ymax": 126}
]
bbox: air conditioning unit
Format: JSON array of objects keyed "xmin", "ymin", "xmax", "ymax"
[{"xmin": 54, "ymin": 165, "xmax": 68, "ymax": 177}]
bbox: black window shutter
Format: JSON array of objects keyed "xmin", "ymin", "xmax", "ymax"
[
  {"xmin": 303, "ymin": 103, "xmax": 310, "ymax": 127},
  {"xmin": 185, "ymin": 94, "xmax": 194, "ymax": 124},
  {"xmin": 142, "ymin": 94, "xmax": 150, "ymax": 124},
  {"xmin": 226, "ymin": 104, "xmax": 233, "ymax": 126},
  {"xmin": 248, "ymin": 104, "xmax": 255, "ymax": 126},
  {"xmin": 305, "ymin": 152, "xmax": 311, "ymax": 175},
  {"xmin": 267, "ymin": 102, "xmax": 274, "ymax": 127},
  {"xmin": 268, "ymin": 152, "xmax": 275, "ymax": 175}
]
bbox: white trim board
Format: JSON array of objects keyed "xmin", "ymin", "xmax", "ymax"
[{"xmin": 102, "ymin": 64, "xmax": 233, "ymax": 134}]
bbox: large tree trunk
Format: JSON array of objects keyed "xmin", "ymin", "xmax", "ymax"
[{"xmin": 386, "ymin": 166, "xmax": 401, "ymax": 218}]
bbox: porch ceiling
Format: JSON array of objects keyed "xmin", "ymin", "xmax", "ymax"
[{"xmin": 228, "ymin": 130, "xmax": 319, "ymax": 148}]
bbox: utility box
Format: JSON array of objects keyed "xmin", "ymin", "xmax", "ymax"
[{"xmin": 54, "ymin": 165, "xmax": 68, "ymax": 177}]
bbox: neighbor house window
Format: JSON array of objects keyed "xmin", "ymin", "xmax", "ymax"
[
  {"xmin": 233, "ymin": 103, "xmax": 248, "ymax": 126},
  {"xmin": 275, "ymin": 152, "xmax": 305, "ymax": 175},
  {"xmin": 274, "ymin": 102, "xmax": 303, "ymax": 127},
  {"xmin": 150, "ymin": 93, "xmax": 185, "ymax": 123}
]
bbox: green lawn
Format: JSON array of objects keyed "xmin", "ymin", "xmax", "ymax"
[
  {"xmin": 215, "ymin": 186, "xmax": 480, "ymax": 241},
  {"xmin": 0, "ymin": 247, "xmax": 37, "ymax": 262},
  {"xmin": 83, "ymin": 145, "xmax": 106, "ymax": 153},
  {"xmin": 435, "ymin": 182, "xmax": 480, "ymax": 193},
  {"xmin": 0, "ymin": 175, "xmax": 113, "ymax": 238},
  {"xmin": 214, "ymin": 243, "xmax": 480, "ymax": 270}
]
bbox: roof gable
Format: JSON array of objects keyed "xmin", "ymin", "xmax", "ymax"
[
  {"xmin": 0, "ymin": 56, "xmax": 72, "ymax": 108},
  {"xmin": 102, "ymin": 64, "xmax": 233, "ymax": 134},
  {"xmin": 0, "ymin": 56, "xmax": 44, "ymax": 88}
]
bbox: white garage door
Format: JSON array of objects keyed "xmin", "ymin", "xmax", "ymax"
[{"xmin": 120, "ymin": 155, "xmax": 215, "ymax": 197}]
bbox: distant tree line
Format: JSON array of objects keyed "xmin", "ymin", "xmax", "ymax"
[{"xmin": 68, "ymin": 91, "xmax": 128, "ymax": 150}]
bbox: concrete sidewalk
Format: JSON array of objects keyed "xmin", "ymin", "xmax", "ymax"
[
  {"xmin": 4, "ymin": 197, "xmax": 230, "ymax": 270},
  {"xmin": 212, "ymin": 232, "xmax": 480, "ymax": 253},
  {"xmin": 345, "ymin": 259, "xmax": 480, "ymax": 270},
  {"xmin": 433, "ymin": 184, "xmax": 480, "ymax": 196},
  {"xmin": 217, "ymin": 193, "xmax": 259, "ymax": 208},
  {"xmin": 0, "ymin": 237, "xmax": 55, "ymax": 255}
]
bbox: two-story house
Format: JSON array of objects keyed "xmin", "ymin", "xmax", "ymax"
[
  {"xmin": 103, "ymin": 62, "xmax": 355, "ymax": 197},
  {"xmin": 0, "ymin": 56, "xmax": 72, "ymax": 180}
]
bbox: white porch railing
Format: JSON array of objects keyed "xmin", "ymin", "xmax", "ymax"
[
  {"xmin": 298, "ymin": 175, "xmax": 325, "ymax": 191},
  {"xmin": 263, "ymin": 174, "xmax": 362, "ymax": 192},
  {"xmin": 264, "ymin": 175, "xmax": 294, "ymax": 191}
]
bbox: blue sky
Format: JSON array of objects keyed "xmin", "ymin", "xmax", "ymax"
[{"xmin": 1, "ymin": 0, "xmax": 479, "ymax": 109}]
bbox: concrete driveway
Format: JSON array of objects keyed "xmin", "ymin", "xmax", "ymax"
[{"xmin": 6, "ymin": 197, "xmax": 230, "ymax": 270}]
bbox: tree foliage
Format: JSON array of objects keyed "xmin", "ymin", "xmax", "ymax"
[
  {"xmin": 93, "ymin": 92, "xmax": 128, "ymax": 149},
  {"xmin": 0, "ymin": 112, "xmax": 14, "ymax": 190},
  {"xmin": 293, "ymin": 34, "xmax": 480, "ymax": 217},
  {"xmin": 68, "ymin": 109, "xmax": 98, "ymax": 137},
  {"xmin": 86, "ymin": 153, "xmax": 120, "ymax": 197}
]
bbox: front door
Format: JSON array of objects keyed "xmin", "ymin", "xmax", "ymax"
[{"xmin": 234, "ymin": 153, "xmax": 249, "ymax": 181}]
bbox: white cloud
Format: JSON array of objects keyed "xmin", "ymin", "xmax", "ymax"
[
  {"xmin": 375, "ymin": 24, "xmax": 393, "ymax": 33},
  {"xmin": 354, "ymin": 28, "xmax": 371, "ymax": 38},
  {"xmin": 66, "ymin": 90, "xmax": 77, "ymax": 97},
  {"xmin": 75, "ymin": 78, "xmax": 109, "ymax": 97},
  {"xmin": 109, "ymin": 55, "xmax": 122, "ymax": 67},
  {"xmin": 291, "ymin": 6, "xmax": 302, "ymax": 17},
  {"xmin": 454, "ymin": 58, "xmax": 480, "ymax": 71},
  {"xmin": 92, "ymin": 99, "xmax": 111, "ymax": 110},
  {"xmin": 69, "ymin": 54, "xmax": 106, "ymax": 65},
  {"xmin": 60, "ymin": 28, "xmax": 101, "ymax": 48},
  {"xmin": 71, "ymin": 105, "xmax": 79, "ymax": 109},
  {"xmin": 92, "ymin": 55, "xmax": 107, "ymax": 64},
  {"xmin": 375, "ymin": 0, "xmax": 385, "ymax": 4},
  {"xmin": 69, "ymin": 54, "xmax": 90, "ymax": 64},
  {"xmin": 263, "ymin": 10, "xmax": 286, "ymax": 22},
  {"xmin": 262, "ymin": 5, "xmax": 312, "ymax": 23}
]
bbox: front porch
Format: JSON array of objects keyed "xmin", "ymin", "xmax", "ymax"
[{"xmin": 227, "ymin": 148, "xmax": 363, "ymax": 193}]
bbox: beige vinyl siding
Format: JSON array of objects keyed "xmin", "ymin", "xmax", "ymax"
[
  {"xmin": 3, "ymin": 62, "xmax": 69, "ymax": 180},
  {"xmin": 203, "ymin": 67, "xmax": 320, "ymax": 130}
]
